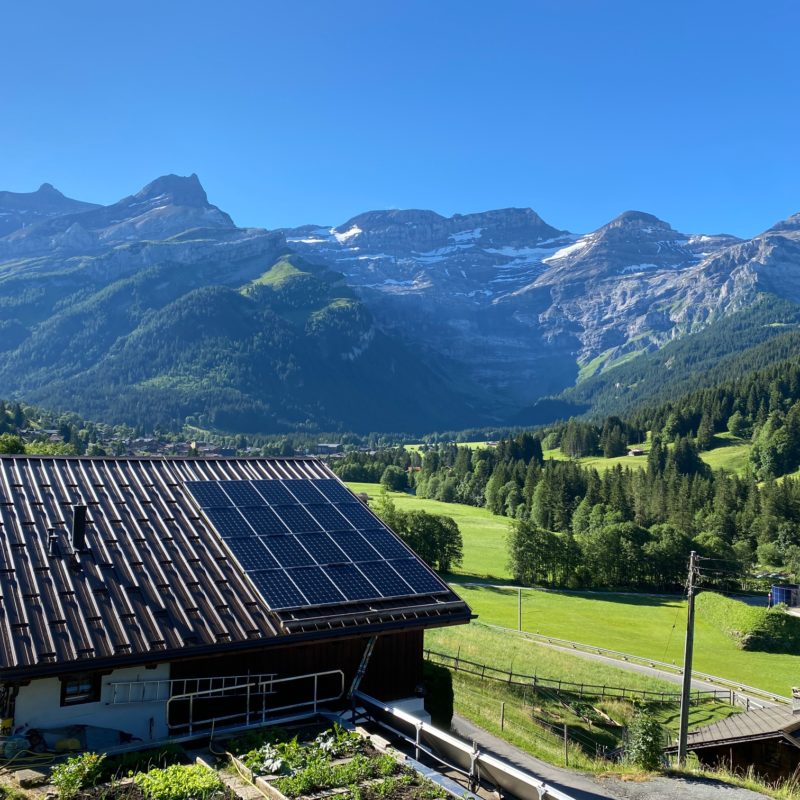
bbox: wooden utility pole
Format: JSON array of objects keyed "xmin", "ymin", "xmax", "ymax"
[
  {"xmin": 518, "ymin": 587, "xmax": 522, "ymax": 631},
  {"xmin": 678, "ymin": 550, "xmax": 698, "ymax": 766}
]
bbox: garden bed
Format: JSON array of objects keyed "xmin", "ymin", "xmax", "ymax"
[{"xmin": 224, "ymin": 723, "xmax": 448, "ymax": 800}]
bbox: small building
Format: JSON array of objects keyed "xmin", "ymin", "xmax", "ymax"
[
  {"xmin": 771, "ymin": 584, "xmax": 799, "ymax": 607},
  {"xmin": 680, "ymin": 705, "xmax": 800, "ymax": 782},
  {"xmin": 628, "ymin": 448, "xmax": 645, "ymax": 456},
  {"xmin": 0, "ymin": 456, "xmax": 470, "ymax": 748}
]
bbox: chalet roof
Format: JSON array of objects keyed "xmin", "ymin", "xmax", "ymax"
[
  {"xmin": 685, "ymin": 706, "xmax": 800, "ymax": 750},
  {"xmin": 0, "ymin": 456, "xmax": 470, "ymax": 680}
]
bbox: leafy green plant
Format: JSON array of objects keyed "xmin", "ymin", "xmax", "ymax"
[
  {"xmin": 274, "ymin": 754, "xmax": 399, "ymax": 798},
  {"xmin": 100, "ymin": 745, "xmax": 184, "ymax": 781},
  {"xmin": 313, "ymin": 724, "xmax": 363, "ymax": 758},
  {"xmin": 626, "ymin": 712, "xmax": 664, "ymax": 771},
  {"xmin": 132, "ymin": 764, "xmax": 223, "ymax": 800},
  {"xmin": 0, "ymin": 784, "xmax": 29, "ymax": 800},
  {"xmin": 51, "ymin": 753, "xmax": 106, "ymax": 800}
]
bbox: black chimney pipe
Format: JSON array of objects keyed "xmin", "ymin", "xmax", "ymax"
[{"xmin": 71, "ymin": 505, "xmax": 87, "ymax": 552}]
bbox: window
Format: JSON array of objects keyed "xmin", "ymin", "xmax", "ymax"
[{"xmin": 60, "ymin": 673, "xmax": 101, "ymax": 706}]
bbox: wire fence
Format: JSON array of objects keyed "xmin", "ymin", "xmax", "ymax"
[
  {"xmin": 424, "ymin": 648, "xmax": 733, "ymax": 705},
  {"xmin": 452, "ymin": 675, "xmax": 610, "ymax": 762}
]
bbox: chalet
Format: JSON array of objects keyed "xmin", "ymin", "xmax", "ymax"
[
  {"xmin": 628, "ymin": 448, "xmax": 645, "ymax": 457},
  {"xmin": 677, "ymin": 705, "xmax": 800, "ymax": 782},
  {"xmin": 0, "ymin": 456, "xmax": 470, "ymax": 748}
]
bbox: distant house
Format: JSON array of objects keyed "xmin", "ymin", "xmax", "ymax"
[
  {"xmin": 0, "ymin": 456, "xmax": 470, "ymax": 748},
  {"xmin": 676, "ymin": 705, "xmax": 800, "ymax": 781},
  {"xmin": 628, "ymin": 448, "xmax": 645, "ymax": 456}
]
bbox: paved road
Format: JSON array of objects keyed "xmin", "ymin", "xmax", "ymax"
[
  {"xmin": 451, "ymin": 713, "xmax": 615, "ymax": 800},
  {"xmin": 533, "ymin": 641, "xmax": 777, "ymax": 709},
  {"xmin": 450, "ymin": 714, "xmax": 771, "ymax": 800}
]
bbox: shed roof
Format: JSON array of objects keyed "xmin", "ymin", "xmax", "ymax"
[
  {"xmin": 685, "ymin": 706, "xmax": 800, "ymax": 750},
  {"xmin": 0, "ymin": 456, "xmax": 470, "ymax": 680}
]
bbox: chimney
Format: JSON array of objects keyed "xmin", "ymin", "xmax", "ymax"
[
  {"xmin": 47, "ymin": 528, "xmax": 59, "ymax": 557},
  {"xmin": 71, "ymin": 505, "xmax": 87, "ymax": 552}
]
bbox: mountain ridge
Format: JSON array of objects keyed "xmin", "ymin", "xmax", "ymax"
[{"xmin": 1, "ymin": 171, "xmax": 799, "ymax": 433}]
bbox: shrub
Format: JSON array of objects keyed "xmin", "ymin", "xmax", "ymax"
[
  {"xmin": 626, "ymin": 712, "xmax": 664, "ymax": 771},
  {"xmin": 696, "ymin": 591, "xmax": 800, "ymax": 653},
  {"xmin": 133, "ymin": 764, "xmax": 223, "ymax": 800},
  {"xmin": 51, "ymin": 753, "xmax": 106, "ymax": 800}
]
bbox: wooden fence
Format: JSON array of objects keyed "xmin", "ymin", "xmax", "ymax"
[{"xmin": 424, "ymin": 648, "xmax": 733, "ymax": 705}]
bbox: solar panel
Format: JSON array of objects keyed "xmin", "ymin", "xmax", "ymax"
[
  {"xmin": 225, "ymin": 537, "xmax": 280, "ymax": 570},
  {"xmin": 262, "ymin": 535, "xmax": 316, "ymax": 567},
  {"xmin": 185, "ymin": 477, "xmax": 451, "ymax": 611},
  {"xmin": 220, "ymin": 481, "xmax": 266, "ymax": 507},
  {"xmin": 248, "ymin": 569, "xmax": 307, "ymax": 609},
  {"xmin": 328, "ymin": 530, "xmax": 380, "ymax": 562},
  {"xmin": 359, "ymin": 527, "xmax": 409, "ymax": 559},
  {"xmin": 296, "ymin": 533, "xmax": 348, "ymax": 564},
  {"xmin": 251, "ymin": 480, "xmax": 294, "ymax": 505},
  {"xmin": 357, "ymin": 560, "xmax": 414, "ymax": 597},
  {"xmin": 305, "ymin": 503, "xmax": 352, "ymax": 531},
  {"xmin": 282, "ymin": 479, "xmax": 327, "ymax": 504},
  {"xmin": 287, "ymin": 566, "xmax": 346, "ymax": 604},
  {"xmin": 334, "ymin": 502, "xmax": 378, "ymax": 529},
  {"xmin": 205, "ymin": 507, "xmax": 255, "ymax": 538},
  {"xmin": 313, "ymin": 479, "xmax": 355, "ymax": 504},
  {"xmin": 272, "ymin": 504, "xmax": 322, "ymax": 533},
  {"xmin": 323, "ymin": 563, "xmax": 379, "ymax": 601},
  {"xmin": 185, "ymin": 481, "xmax": 233, "ymax": 509},
  {"xmin": 389, "ymin": 558, "xmax": 445, "ymax": 594},
  {"xmin": 240, "ymin": 506, "xmax": 288, "ymax": 536}
]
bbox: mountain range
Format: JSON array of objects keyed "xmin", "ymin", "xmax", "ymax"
[{"xmin": 1, "ymin": 173, "xmax": 799, "ymax": 433}]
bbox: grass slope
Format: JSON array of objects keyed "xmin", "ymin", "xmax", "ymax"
[
  {"xmin": 346, "ymin": 482, "xmax": 512, "ymax": 580},
  {"xmin": 450, "ymin": 586, "xmax": 797, "ymax": 695}
]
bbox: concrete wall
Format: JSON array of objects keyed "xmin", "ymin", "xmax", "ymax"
[{"xmin": 14, "ymin": 663, "xmax": 170, "ymax": 743}]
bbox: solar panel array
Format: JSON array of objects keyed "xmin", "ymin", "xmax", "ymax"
[{"xmin": 185, "ymin": 478, "xmax": 448, "ymax": 611}]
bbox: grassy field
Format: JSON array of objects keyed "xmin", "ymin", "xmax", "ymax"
[
  {"xmin": 405, "ymin": 441, "xmax": 492, "ymax": 453},
  {"xmin": 445, "ymin": 587, "xmax": 798, "ymax": 696},
  {"xmin": 544, "ymin": 432, "xmax": 752, "ymax": 475},
  {"xmin": 427, "ymin": 624, "xmax": 739, "ymax": 772},
  {"xmin": 346, "ymin": 482, "xmax": 513, "ymax": 580}
]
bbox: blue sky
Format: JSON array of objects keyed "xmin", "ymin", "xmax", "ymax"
[{"xmin": 1, "ymin": 1, "xmax": 797, "ymax": 236}]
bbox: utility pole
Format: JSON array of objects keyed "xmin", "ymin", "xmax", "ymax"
[
  {"xmin": 518, "ymin": 587, "xmax": 522, "ymax": 631},
  {"xmin": 678, "ymin": 550, "xmax": 698, "ymax": 766}
]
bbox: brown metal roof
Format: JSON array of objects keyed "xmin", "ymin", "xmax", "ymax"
[
  {"xmin": 0, "ymin": 456, "xmax": 470, "ymax": 680},
  {"xmin": 686, "ymin": 706, "xmax": 800, "ymax": 749}
]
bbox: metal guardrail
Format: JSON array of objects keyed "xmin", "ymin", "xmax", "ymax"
[
  {"xmin": 425, "ymin": 648, "xmax": 731, "ymax": 704},
  {"xmin": 481, "ymin": 623, "xmax": 789, "ymax": 707},
  {"xmin": 356, "ymin": 690, "xmax": 579, "ymax": 800},
  {"xmin": 166, "ymin": 669, "xmax": 345, "ymax": 735}
]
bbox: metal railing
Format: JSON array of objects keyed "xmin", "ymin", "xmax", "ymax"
[
  {"xmin": 108, "ymin": 673, "xmax": 279, "ymax": 705},
  {"xmin": 356, "ymin": 691, "xmax": 579, "ymax": 800},
  {"xmin": 166, "ymin": 669, "xmax": 345, "ymax": 736}
]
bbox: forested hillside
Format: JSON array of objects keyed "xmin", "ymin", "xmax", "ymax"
[
  {"xmin": 334, "ymin": 352, "xmax": 800, "ymax": 590},
  {"xmin": 551, "ymin": 296, "xmax": 800, "ymax": 419}
]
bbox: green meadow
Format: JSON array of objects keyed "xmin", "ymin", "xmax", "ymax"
[{"xmin": 346, "ymin": 482, "xmax": 513, "ymax": 580}]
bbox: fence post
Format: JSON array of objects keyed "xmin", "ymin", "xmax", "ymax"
[
  {"xmin": 563, "ymin": 724, "xmax": 569, "ymax": 767},
  {"xmin": 500, "ymin": 702, "xmax": 505, "ymax": 731}
]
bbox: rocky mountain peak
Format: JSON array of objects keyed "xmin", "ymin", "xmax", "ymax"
[
  {"xmin": 134, "ymin": 173, "xmax": 210, "ymax": 208},
  {"xmin": 767, "ymin": 212, "xmax": 800, "ymax": 235},
  {"xmin": 601, "ymin": 210, "xmax": 674, "ymax": 233}
]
